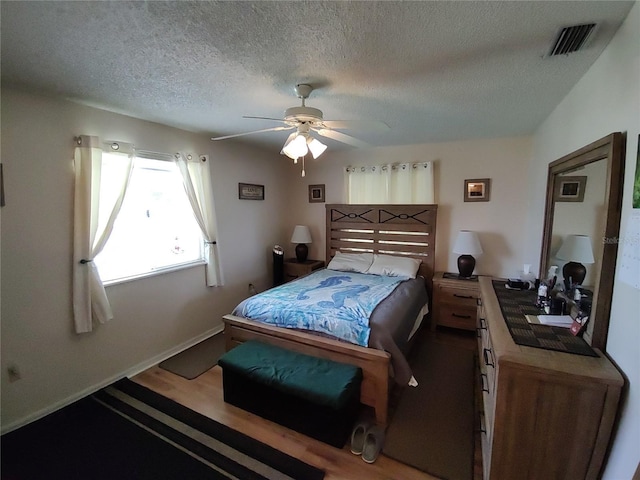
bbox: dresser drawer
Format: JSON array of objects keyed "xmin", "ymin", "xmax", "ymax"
[{"xmin": 481, "ymin": 325, "xmax": 496, "ymax": 387}]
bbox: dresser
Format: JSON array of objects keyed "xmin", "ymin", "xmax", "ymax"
[
  {"xmin": 431, "ymin": 272, "xmax": 480, "ymax": 331},
  {"xmin": 283, "ymin": 258, "xmax": 324, "ymax": 283},
  {"xmin": 476, "ymin": 277, "xmax": 622, "ymax": 480}
]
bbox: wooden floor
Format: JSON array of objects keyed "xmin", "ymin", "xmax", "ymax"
[{"xmin": 132, "ymin": 326, "xmax": 481, "ymax": 480}]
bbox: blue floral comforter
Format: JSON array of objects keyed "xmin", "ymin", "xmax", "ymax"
[{"xmin": 232, "ymin": 269, "xmax": 405, "ymax": 346}]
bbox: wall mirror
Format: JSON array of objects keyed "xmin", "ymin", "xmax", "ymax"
[{"xmin": 540, "ymin": 132, "xmax": 625, "ymax": 351}]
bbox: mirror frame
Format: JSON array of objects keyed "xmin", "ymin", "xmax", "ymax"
[{"xmin": 540, "ymin": 132, "xmax": 625, "ymax": 351}]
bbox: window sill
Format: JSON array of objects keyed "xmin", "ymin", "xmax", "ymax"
[{"xmin": 103, "ymin": 259, "xmax": 207, "ymax": 287}]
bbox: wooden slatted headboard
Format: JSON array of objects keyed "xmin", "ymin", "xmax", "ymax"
[{"xmin": 325, "ymin": 204, "xmax": 438, "ymax": 294}]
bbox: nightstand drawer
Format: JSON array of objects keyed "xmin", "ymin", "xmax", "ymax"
[
  {"xmin": 437, "ymin": 303, "xmax": 477, "ymax": 330},
  {"xmin": 438, "ymin": 286, "xmax": 479, "ymax": 308},
  {"xmin": 283, "ymin": 259, "xmax": 324, "ymax": 282}
]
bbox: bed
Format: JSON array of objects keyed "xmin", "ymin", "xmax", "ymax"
[{"xmin": 223, "ymin": 204, "xmax": 437, "ymax": 425}]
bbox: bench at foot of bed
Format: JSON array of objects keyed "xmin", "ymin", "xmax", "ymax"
[{"xmin": 218, "ymin": 340, "xmax": 363, "ymax": 448}]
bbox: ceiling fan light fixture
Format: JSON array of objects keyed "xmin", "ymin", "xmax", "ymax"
[
  {"xmin": 282, "ymin": 133, "xmax": 308, "ymax": 159},
  {"xmin": 213, "ymin": 84, "xmax": 381, "ymax": 162},
  {"xmin": 307, "ymin": 136, "xmax": 327, "ymax": 159},
  {"xmin": 280, "ymin": 132, "xmax": 297, "ymax": 155}
]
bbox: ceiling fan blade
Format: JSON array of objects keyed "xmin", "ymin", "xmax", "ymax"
[
  {"xmin": 315, "ymin": 128, "xmax": 370, "ymax": 148},
  {"xmin": 211, "ymin": 126, "xmax": 293, "ymax": 141},
  {"xmin": 321, "ymin": 120, "xmax": 390, "ymax": 132},
  {"xmin": 243, "ymin": 116, "xmax": 287, "ymax": 123}
]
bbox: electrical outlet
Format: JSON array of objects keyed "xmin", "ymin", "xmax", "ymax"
[{"xmin": 8, "ymin": 364, "xmax": 21, "ymax": 382}]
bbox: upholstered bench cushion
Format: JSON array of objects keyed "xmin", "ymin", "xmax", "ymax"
[{"xmin": 218, "ymin": 340, "xmax": 362, "ymax": 410}]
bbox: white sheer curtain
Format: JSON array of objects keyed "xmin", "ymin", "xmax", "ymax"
[
  {"xmin": 346, "ymin": 161, "xmax": 434, "ymax": 204},
  {"xmin": 72, "ymin": 136, "xmax": 134, "ymax": 333},
  {"xmin": 174, "ymin": 153, "xmax": 221, "ymax": 286}
]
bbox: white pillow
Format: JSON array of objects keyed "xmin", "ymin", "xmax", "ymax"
[
  {"xmin": 326, "ymin": 252, "xmax": 374, "ymax": 273},
  {"xmin": 366, "ymin": 254, "xmax": 421, "ymax": 279}
]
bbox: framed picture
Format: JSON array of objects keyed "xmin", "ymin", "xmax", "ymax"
[
  {"xmin": 554, "ymin": 176, "xmax": 587, "ymax": 202},
  {"xmin": 238, "ymin": 183, "xmax": 264, "ymax": 200},
  {"xmin": 308, "ymin": 184, "xmax": 325, "ymax": 203},
  {"xmin": 464, "ymin": 178, "xmax": 490, "ymax": 202}
]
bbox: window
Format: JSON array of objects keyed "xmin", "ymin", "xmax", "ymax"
[{"xmin": 94, "ymin": 154, "xmax": 204, "ymax": 283}]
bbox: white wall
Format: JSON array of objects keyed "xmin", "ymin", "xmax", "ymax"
[
  {"xmin": 0, "ymin": 89, "xmax": 289, "ymax": 431},
  {"xmin": 526, "ymin": 3, "xmax": 640, "ymax": 478},
  {"xmin": 282, "ymin": 137, "xmax": 533, "ymax": 279}
]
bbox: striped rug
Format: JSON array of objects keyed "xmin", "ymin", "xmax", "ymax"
[{"xmin": 94, "ymin": 378, "xmax": 325, "ymax": 480}]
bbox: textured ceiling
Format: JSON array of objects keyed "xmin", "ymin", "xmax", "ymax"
[{"xmin": 1, "ymin": 1, "xmax": 635, "ymax": 152}]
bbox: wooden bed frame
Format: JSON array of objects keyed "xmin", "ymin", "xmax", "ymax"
[{"xmin": 223, "ymin": 204, "xmax": 437, "ymax": 425}]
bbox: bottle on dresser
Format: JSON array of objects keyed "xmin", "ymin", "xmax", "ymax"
[{"xmin": 536, "ymin": 282, "xmax": 549, "ymax": 310}]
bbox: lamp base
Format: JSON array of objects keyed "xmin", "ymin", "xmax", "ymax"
[
  {"xmin": 563, "ymin": 261, "xmax": 586, "ymax": 290},
  {"xmin": 457, "ymin": 255, "xmax": 476, "ymax": 278},
  {"xmin": 295, "ymin": 244, "xmax": 308, "ymax": 263}
]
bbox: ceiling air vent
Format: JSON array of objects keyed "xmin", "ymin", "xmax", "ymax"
[{"xmin": 548, "ymin": 23, "xmax": 597, "ymax": 56}]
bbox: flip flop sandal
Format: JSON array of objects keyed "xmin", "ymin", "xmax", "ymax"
[
  {"xmin": 350, "ymin": 421, "xmax": 371, "ymax": 455},
  {"xmin": 362, "ymin": 425, "xmax": 386, "ymax": 463}
]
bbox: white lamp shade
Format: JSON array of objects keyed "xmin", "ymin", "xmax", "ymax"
[
  {"xmin": 280, "ymin": 132, "xmax": 297, "ymax": 155},
  {"xmin": 282, "ymin": 134, "xmax": 308, "ymax": 160},
  {"xmin": 307, "ymin": 137, "xmax": 327, "ymax": 159},
  {"xmin": 556, "ymin": 235, "xmax": 594, "ymax": 264},
  {"xmin": 291, "ymin": 225, "xmax": 312, "ymax": 244},
  {"xmin": 452, "ymin": 230, "xmax": 483, "ymax": 255}
]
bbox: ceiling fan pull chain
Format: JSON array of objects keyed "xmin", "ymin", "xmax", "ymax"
[{"xmin": 301, "ymin": 156, "xmax": 306, "ymax": 177}]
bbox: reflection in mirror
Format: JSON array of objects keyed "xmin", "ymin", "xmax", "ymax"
[
  {"xmin": 540, "ymin": 133, "xmax": 625, "ymax": 351},
  {"xmin": 550, "ymin": 160, "xmax": 606, "ymax": 291}
]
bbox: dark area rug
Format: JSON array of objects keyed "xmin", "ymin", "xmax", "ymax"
[
  {"xmin": 159, "ymin": 333, "xmax": 226, "ymax": 380},
  {"xmin": 383, "ymin": 335, "xmax": 475, "ymax": 480},
  {"xmin": 1, "ymin": 378, "xmax": 324, "ymax": 480},
  {"xmin": 1, "ymin": 397, "xmax": 226, "ymax": 480}
]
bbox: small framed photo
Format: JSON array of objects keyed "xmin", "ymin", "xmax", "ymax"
[
  {"xmin": 464, "ymin": 178, "xmax": 490, "ymax": 202},
  {"xmin": 238, "ymin": 183, "xmax": 264, "ymax": 200},
  {"xmin": 309, "ymin": 184, "xmax": 325, "ymax": 203},
  {"xmin": 554, "ymin": 176, "xmax": 587, "ymax": 202}
]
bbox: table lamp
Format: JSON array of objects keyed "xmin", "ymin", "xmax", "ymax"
[
  {"xmin": 291, "ymin": 225, "xmax": 312, "ymax": 263},
  {"xmin": 452, "ymin": 230, "xmax": 483, "ymax": 278},
  {"xmin": 556, "ymin": 234, "xmax": 594, "ymax": 290}
]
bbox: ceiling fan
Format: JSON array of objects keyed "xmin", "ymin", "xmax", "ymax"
[{"xmin": 211, "ymin": 84, "xmax": 389, "ymax": 163}]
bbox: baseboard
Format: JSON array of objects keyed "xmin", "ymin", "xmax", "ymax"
[{"xmin": 0, "ymin": 325, "xmax": 224, "ymax": 435}]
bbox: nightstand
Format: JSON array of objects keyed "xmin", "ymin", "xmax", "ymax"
[
  {"xmin": 283, "ymin": 258, "xmax": 325, "ymax": 283},
  {"xmin": 431, "ymin": 271, "xmax": 480, "ymax": 331}
]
